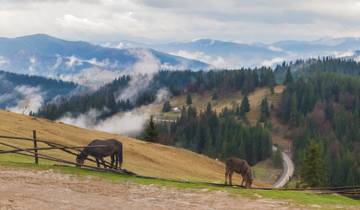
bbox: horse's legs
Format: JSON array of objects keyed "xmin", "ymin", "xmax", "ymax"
[
  {"xmin": 115, "ymin": 154, "xmax": 119, "ymax": 169},
  {"xmin": 96, "ymin": 158, "xmax": 100, "ymax": 168},
  {"xmin": 117, "ymin": 152, "xmax": 122, "ymax": 169},
  {"xmin": 110, "ymin": 155, "xmax": 115, "ymax": 169},
  {"xmin": 241, "ymin": 176, "xmax": 245, "ymax": 187},
  {"xmin": 100, "ymin": 158, "xmax": 107, "ymax": 168},
  {"xmin": 229, "ymin": 171, "xmax": 234, "ymax": 186},
  {"xmin": 225, "ymin": 169, "xmax": 229, "ymax": 185}
]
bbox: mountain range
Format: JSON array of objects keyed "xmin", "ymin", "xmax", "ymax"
[
  {"xmin": 0, "ymin": 34, "xmax": 209, "ymax": 86},
  {"xmin": 105, "ymin": 37, "xmax": 360, "ymax": 68},
  {"xmin": 2, "ymin": 34, "xmax": 360, "ymax": 87}
]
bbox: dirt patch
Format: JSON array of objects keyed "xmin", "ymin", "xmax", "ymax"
[{"xmin": 0, "ymin": 167, "xmax": 297, "ymax": 210}]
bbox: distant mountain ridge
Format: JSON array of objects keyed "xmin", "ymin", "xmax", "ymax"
[
  {"xmin": 106, "ymin": 37, "xmax": 360, "ymax": 68},
  {"xmin": 2, "ymin": 34, "xmax": 360, "ymax": 84},
  {"xmin": 0, "ymin": 34, "xmax": 209, "ymax": 85}
]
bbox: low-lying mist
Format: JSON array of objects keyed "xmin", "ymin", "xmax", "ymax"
[
  {"xmin": 59, "ymin": 107, "xmax": 151, "ymax": 136},
  {"xmin": 0, "ymin": 75, "xmax": 45, "ymax": 114},
  {"xmin": 57, "ymin": 49, "xmax": 172, "ymax": 136}
]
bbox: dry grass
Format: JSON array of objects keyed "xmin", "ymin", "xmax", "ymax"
[
  {"xmin": 0, "ymin": 110, "xmax": 269, "ymax": 186},
  {"xmin": 156, "ymin": 85, "xmax": 285, "ymax": 126}
]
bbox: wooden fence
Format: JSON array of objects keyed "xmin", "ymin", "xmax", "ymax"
[
  {"xmin": 0, "ymin": 130, "xmax": 135, "ymax": 175},
  {"xmin": 0, "ymin": 130, "xmax": 359, "ymax": 199}
]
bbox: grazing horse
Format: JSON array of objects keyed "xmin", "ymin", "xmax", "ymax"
[
  {"xmin": 225, "ymin": 157, "xmax": 253, "ymax": 188},
  {"xmin": 76, "ymin": 139, "xmax": 123, "ymax": 169}
]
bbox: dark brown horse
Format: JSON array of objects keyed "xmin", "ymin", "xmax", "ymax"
[
  {"xmin": 225, "ymin": 157, "xmax": 253, "ymax": 188},
  {"xmin": 76, "ymin": 139, "xmax": 123, "ymax": 169}
]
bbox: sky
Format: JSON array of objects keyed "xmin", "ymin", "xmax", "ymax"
[{"xmin": 1, "ymin": 0, "xmax": 360, "ymax": 43}]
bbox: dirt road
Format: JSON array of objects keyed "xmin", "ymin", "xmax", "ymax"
[
  {"xmin": 272, "ymin": 147, "xmax": 295, "ymax": 188},
  {"xmin": 0, "ymin": 167, "xmax": 298, "ymax": 210}
]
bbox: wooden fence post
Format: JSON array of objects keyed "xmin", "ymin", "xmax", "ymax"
[{"xmin": 33, "ymin": 130, "xmax": 38, "ymax": 164}]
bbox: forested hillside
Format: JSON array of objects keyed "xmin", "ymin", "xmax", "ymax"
[
  {"xmin": 38, "ymin": 68, "xmax": 276, "ymax": 120},
  {"xmin": 154, "ymin": 104, "xmax": 272, "ymax": 166},
  {"xmin": 279, "ymin": 71, "xmax": 360, "ymax": 187}
]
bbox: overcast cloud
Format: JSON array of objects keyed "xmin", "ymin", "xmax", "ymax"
[{"xmin": 0, "ymin": 0, "xmax": 360, "ymax": 43}]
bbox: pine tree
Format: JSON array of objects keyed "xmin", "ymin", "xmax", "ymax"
[
  {"xmin": 283, "ymin": 68, "xmax": 294, "ymax": 86},
  {"xmin": 240, "ymin": 95, "xmax": 250, "ymax": 116},
  {"xmin": 143, "ymin": 116, "xmax": 159, "ymax": 142},
  {"xmin": 162, "ymin": 101, "xmax": 172, "ymax": 112},
  {"xmin": 186, "ymin": 93, "xmax": 192, "ymax": 105},
  {"xmin": 259, "ymin": 97, "xmax": 270, "ymax": 122},
  {"xmin": 300, "ymin": 142, "xmax": 326, "ymax": 187},
  {"xmin": 289, "ymin": 94, "xmax": 298, "ymax": 126},
  {"xmin": 206, "ymin": 102, "xmax": 212, "ymax": 115},
  {"xmin": 212, "ymin": 91, "xmax": 219, "ymax": 100}
]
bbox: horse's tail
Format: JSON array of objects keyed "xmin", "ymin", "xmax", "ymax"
[{"xmin": 118, "ymin": 142, "xmax": 123, "ymax": 169}]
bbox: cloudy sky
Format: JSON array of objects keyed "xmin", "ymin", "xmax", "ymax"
[{"xmin": 1, "ymin": 0, "xmax": 360, "ymax": 43}]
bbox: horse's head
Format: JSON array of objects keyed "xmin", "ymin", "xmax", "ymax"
[{"xmin": 76, "ymin": 152, "xmax": 86, "ymax": 167}]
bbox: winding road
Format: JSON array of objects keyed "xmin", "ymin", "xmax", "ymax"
[{"xmin": 272, "ymin": 146, "xmax": 295, "ymax": 188}]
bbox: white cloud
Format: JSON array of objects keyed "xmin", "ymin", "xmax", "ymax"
[
  {"xmin": 268, "ymin": 45, "xmax": 283, "ymax": 52},
  {"xmin": 65, "ymin": 55, "xmax": 116, "ymax": 69},
  {"xmin": 28, "ymin": 56, "xmax": 37, "ymax": 75},
  {"xmin": 56, "ymin": 14, "xmax": 115, "ymax": 34},
  {"xmin": 59, "ymin": 108, "xmax": 103, "ymax": 129},
  {"xmin": 1, "ymin": 0, "xmax": 360, "ymax": 43},
  {"xmin": 261, "ymin": 57, "xmax": 286, "ymax": 67},
  {"xmin": 66, "ymin": 55, "xmax": 83, "ymax": 68},
  {"xmin": 171, "ymin": 50, "xmax": 240, "ymax": 69},
  {"xmin": 333, "ymin": 50, "xmax": 354, "ymax": 58},
  {"xmin": 155, "ymin": 88, "xmax": 171, "ymax": 103},
  {"xmin": 6, "ymin": 86, "xmax": 44, "ymax": 114},
  {"xmin": 94, "ymin": 110, "xmax": 149, "ymax": 135},
  {"xmin": 50, "ymin": 55, "xmax": 63, "ymax": 74},
  {"xmin": 60, "ymin": 67, "xmax": 121, "ymax": 88},
  {"xmin": 116, "ymin": 49, "xmax": 161, "ymax": 102},
  {"xmin": 0, "ymin": 56, "xmax": 9, "ymax": 67},
  {"xmin": 58, "ymin": 105, "xmax": 154, "ymax": 136}
]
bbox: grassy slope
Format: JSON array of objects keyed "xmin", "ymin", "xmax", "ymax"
[{"xmin": 0, "ymin": 109, "xmax": 252, "ymax": 184}]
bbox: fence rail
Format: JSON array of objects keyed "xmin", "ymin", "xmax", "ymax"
[{"xmin": 0, "ymin": 131, "xmax": 134, "ymax": 175}]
